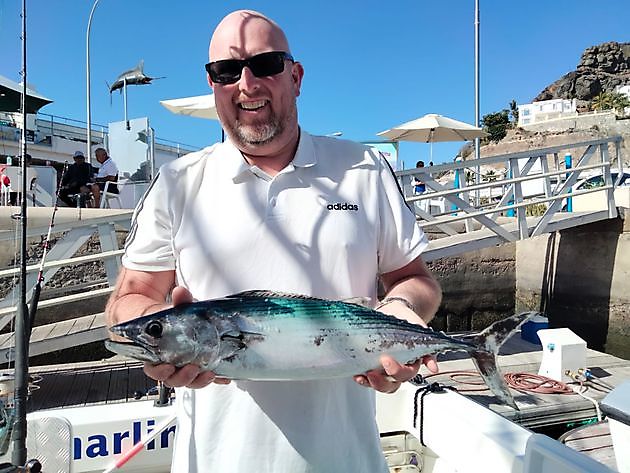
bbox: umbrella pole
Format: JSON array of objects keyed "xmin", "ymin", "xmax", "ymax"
[{"xmin": 123, "ymin": 77, "xmax": 130, "ymax": 130}]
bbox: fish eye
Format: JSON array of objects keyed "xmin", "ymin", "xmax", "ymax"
[{"xmin": 145, "ymin": 321, "xmax": 163, "ymax": 338}]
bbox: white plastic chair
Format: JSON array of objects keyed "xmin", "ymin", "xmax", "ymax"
[
  {"xmin": 99, "ymin": 180, "xmax": 122, "ymax": 209},
  {"xmin": 428, "ymin": 197, "xmax": 446, "ymax": 215}
]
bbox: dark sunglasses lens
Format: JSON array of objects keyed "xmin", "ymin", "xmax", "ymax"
[
  {"xmin": 249, "ymin": 52, "xmax": 286, "ymax": 78},
  {"xmin": 209, "ymin": 60, "xmax": 242, "ymax": 84},
  {"xmin": 207, "ymin": 52, "xmax": 291, "ymax": 84}
]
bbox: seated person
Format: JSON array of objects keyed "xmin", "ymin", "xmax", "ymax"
[
  {"xmin": 59, "ymin": 151, "xmax": 93, "ymax": 207},
  {"xmin": 90, "ymin": 147, "xmax": 119, "ymax": 207}
]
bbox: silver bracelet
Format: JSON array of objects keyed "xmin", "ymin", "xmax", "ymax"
[{"xmin": 376, "ymin": 296, "xmax": 417, "ymax": 314}]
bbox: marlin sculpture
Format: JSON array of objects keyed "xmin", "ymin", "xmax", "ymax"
[{"xmin": 108, "ymin": 60, "xmax": 164, "ymax": 95}]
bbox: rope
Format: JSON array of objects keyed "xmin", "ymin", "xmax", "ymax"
[
  {"xmin": 504, "ymin": 373, "xmax": 574, "ymax": 395},
  {"xmin": 425, "ymin": 370, "xmax": 575, "ymax": 395},
  {"xmin": 423, "ymin": 370, "xmax": 490, "ymax": 393},
  {"xmin": 413, "ymin": 382, "xmax": 457, "ymax": 447}
]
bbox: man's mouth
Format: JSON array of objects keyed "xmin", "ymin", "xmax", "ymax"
[{"xmin": 238, "ymin": 100, "xmax": 268, "ymax": 111}]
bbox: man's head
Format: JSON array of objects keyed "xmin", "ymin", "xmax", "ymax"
[
  {"xmin": 207, "ymin": 10, "xmax": 304, "ymax": 157},
  {"xmin": 94, "ymin": 148, "xmax": 108, "ymax": 164},
  {"xmin": 73, "ymin": 151, "xmax": 86, "ymax": 162}
]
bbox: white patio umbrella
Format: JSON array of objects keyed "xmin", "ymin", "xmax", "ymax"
[
  {"xmin": 377, "ymin": 113, "xmax": 489, "ymax": 162},
  {"xmin": 160, "ymin": 94, "xmax": 219, "ymax": 120}
]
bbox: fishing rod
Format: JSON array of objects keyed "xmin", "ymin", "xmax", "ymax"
[
  {"xmin": 1, "ymin": 0, "xmax": 42, "ymax": 471},
  {"xmin": 27, "ymin": 162, "xmax": 68, "ymax": 336}
]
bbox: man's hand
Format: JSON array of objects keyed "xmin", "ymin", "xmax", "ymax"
[
  {"xmin": 142, "ymin": 286, "xmax": 231, "ymax": 389},
  {"xmin": 107, "ymin": 270, "xmax": 231, "ymax": 390},
  {"xmin": 353, "ymin": 298, "xmax": 438, "ymax": 393}
]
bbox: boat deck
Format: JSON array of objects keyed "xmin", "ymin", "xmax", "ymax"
[
  {"xmin": 429, "ymin": 334, "xmax": 628, "ymax": 471},
  {"xmin": 25, "ymin": 358, "xmax": 153, "ymax": 412}
]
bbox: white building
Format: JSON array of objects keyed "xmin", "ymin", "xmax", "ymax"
[{"xmin": 518, "ymin": 98, "xmax": 577, "ymax": 126}]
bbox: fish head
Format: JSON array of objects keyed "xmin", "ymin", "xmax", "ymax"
[{"xmin": 108, "ymin": 306, "xmax": 223, "ymax": 370}]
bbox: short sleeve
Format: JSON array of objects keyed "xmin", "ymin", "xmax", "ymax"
[
  {"xmin": 375, "ymin": 153, "xmax": 428, "ymax": 274},
  {"xmin": 122, "ymin": 169, "xmax": 176, "ymax": 271}
]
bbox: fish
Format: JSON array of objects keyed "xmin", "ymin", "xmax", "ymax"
[
  {"xmin": 106, "ymin": 290, "xmax": 537, "ymax": 409},
  {"xmin": 108, "ymin": 60, "xmax": 164, "ymax": 94}
]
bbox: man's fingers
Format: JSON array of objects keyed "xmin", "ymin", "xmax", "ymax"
[
  {"xmin": 171, "ymin": 286, "xmax": 194, "ymax": 306},
  {"xmin": 144, "ymin": 363, "xmax": 176, "ymax": 381},
  {"xmin": 143, "ymin": 363, "xmax": 221, "ymax": 389},
  {"xmin": 422, "ymin": 355, "xmax": 439, "ymax": 374},
  {"xmin": 381, "ymin": 355, "xmax": 419, "ymax": 382}
]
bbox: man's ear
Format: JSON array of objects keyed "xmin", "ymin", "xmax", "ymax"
[{"xmin": 291, "ymin": 62, "xmax": 304, "ymax": 97}]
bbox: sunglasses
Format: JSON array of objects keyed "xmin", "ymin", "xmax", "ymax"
[{"xmin": 205, "ymin": 51, "xmax": 294, "ymax": 85}]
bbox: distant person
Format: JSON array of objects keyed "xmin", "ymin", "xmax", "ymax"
[
  {"xmin": 0, "ymin": 164, "xmax": 10, "ymax": 206},
  {"xmin": 90, "ymin": 148, "xmax": 119, "ymax": 207},
  {"xmin": 59, "ymin": 151, "xmax": 93, "ymax": 207},
  {"xmin": 412, "ymin": 160, "xmax": 426, "ymax": 194}
]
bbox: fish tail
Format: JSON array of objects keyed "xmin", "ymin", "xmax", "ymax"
[{"xmin": 469, "ymin": 311, "xmax": 540, "ymax": 410}]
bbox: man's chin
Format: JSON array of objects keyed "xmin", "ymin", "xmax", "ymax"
[{"xmin": 234, "ymin": 125, "xmax": 280, "ymax": 147}]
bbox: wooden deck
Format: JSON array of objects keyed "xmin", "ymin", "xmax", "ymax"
[
  {"xmin": 561, "ymin": 422, "xmax": 617, "ymax": 471},
  {"xmin": 25, "ymin": 358, "xmax": 153, "ymax": 412},
  {"xmin": 0, "ymin": 312, "xmax": 108, "ymax": 363}
]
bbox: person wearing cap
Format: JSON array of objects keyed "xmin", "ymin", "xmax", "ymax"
[{"xmin": 59, "ymin": 151, "xmax": 93, "ymax": 207}]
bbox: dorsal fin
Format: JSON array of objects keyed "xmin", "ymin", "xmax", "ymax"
[
  {"xmin": 225, "ymin": 290, "xmax": 372, "ymax": 308},
  {"xmin": 226, "ymin": 290, "xmax": 318, "ymax": 300}
]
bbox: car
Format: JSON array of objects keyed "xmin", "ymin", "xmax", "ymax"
[{"xmin": 574, "ymin": 172, "xmax": 630, "ymax": 191}]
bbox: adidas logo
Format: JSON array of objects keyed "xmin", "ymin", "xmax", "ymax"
[{"xmin": 326, "ymin": 202, "xmax": 359, "ymax": 211}]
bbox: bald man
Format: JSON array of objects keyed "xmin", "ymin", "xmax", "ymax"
[{"xmin": 106, "ymin": 10, "xmax": 441, "ymax": 473}]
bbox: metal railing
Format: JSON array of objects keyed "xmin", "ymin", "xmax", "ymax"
[
  {"xmin": 397, "ymin": 136, "xmax": 624, "ymax": 241},
  {"xmin": 0, "ymin": 112, "xmax": 199, "ymax": 156}
]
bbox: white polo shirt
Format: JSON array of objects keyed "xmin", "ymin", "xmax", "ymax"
[
  {"xmin": 123, "ymin": 130, "xmax": 428, "ymax": 473},
  {"xmin": 96, "ymin": 157, "xmax": 118, "ymax": 179}
]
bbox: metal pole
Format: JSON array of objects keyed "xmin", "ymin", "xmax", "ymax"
[
  {"xmin": 474, "ymin": 0, "xmax": 481, "ymax": 206},
  {"xmin": 149, "ymin": 127, "xmax": 155, "ymax": 180},
  {"xmin": 123, "ymin": 77, "xmax": 130, "ymax": 130},
  {"xmin": 86, "ymin": 0, "xmax": 100, "ymax": 163},
  {"xmin": 13, "ymin": 0, "xmax": 29, "ymax": 465}
]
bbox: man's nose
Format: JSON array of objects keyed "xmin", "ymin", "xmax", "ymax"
[{"xmin": 238, "ymin": 66, "xmax": 261, "ymax": 92}]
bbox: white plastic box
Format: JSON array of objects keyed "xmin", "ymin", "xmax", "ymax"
[{"xmin": 537, "ymin": 328, "xmax": 587, "ymax": 383}]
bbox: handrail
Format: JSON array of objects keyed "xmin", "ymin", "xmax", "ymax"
[
  {"xmin": 398, "ymin": 136, "xmax": 624, "ymax": 240},
  {"xmin": 0, "ymin": 249, "xmax": 124, "ymax": 278}
]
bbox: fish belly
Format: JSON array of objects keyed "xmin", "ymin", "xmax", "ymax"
[{"xmin": 212, "ymin": 317, "xmax": 454, "ymax": 380}]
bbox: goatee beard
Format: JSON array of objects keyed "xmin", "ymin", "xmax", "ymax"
[{"xmin": 234, "ymin": 117, "xmax": 283, "ymax": 146}]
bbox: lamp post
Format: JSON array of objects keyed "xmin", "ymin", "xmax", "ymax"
[
  {"xmin": 474, "ymin": 0, "xmax": 481, "ymax": 205},
  {"xmin": 86, "ymin": 0, "xmax": 100, "ymax": 163}
]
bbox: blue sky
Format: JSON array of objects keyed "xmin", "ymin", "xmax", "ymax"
[{"xmin": 1, "ymin": 0, "xmax": 629, "ymax": 168}]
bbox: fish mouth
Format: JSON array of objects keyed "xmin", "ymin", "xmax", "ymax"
[
  {"xmin": 104, "ymin": 339, "xmax": 162, "ymax": 364},
  {"xmin": 107, "ymin": 325, "xmax": 162, "ymax": 362}
]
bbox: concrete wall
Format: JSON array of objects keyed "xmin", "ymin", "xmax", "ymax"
[
  {"xmin": 428, "ymin": 243, "xmax": 516, "ymax": 332},
  {"xmin": 515, "ymin": 211, "xmax": 630, "ymax": 357}
]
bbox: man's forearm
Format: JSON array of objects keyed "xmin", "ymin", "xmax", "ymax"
[
  {"xmin": 381, "ymin": 274, "xmax": 442, "ymax": 325},
  {"xmin": 105, "ymin": 267, "xmax": 175, "ymax": 328}
]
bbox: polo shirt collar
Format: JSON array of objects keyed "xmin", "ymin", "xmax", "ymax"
[{"xmin": 226, "ymin": 129, "xmax": 318, "ymax": 182}]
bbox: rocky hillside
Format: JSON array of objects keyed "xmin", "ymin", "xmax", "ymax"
[{"xmin": 534, "ymin": 41, "xmax": 630, "ymax": 110}]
